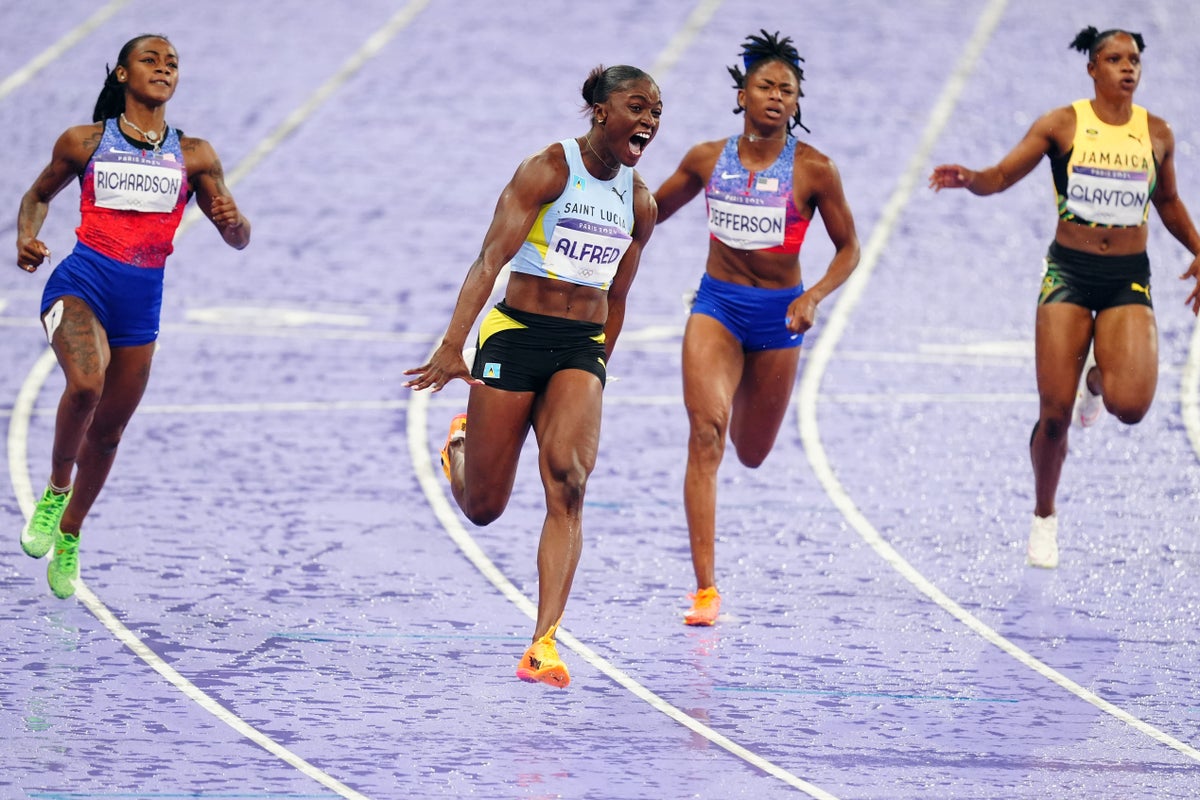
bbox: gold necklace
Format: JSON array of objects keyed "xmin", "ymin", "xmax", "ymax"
[
  {"xmin": 120, "ymin": 113, "xmax": 165, "ymax": 152},
  {"xmin": 582, "ymin": 134, "xmax": 619, "ymax": 174}
]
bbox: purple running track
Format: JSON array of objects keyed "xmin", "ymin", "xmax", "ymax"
[{"xmin": 2, "ymin": 1, "xmax": 1198, "ymax": 798}]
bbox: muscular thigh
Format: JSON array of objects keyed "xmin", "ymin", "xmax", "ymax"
[
  {"xmin": 730, "ymin": 346, "xmax": 800, "ymax": 451},
  {"xmin": 682, "ymin": 314, "xmax": 744, "ymax": 426},
  {"xmin": 463, "ymin": 384, "xmax": 536, "ymax": 489},
  {"xmin": 532, "ymin": 370, "xmax": 603, "ymax": 478},
  {"xmin": 90, "ymin": 343, "xmax": 156, "ymax": 432},
  {"xmin": 1093, "ymin": 304, "xmax": 1158, "ymax": 403},
  {"xmin": 46, "ymin": 296, "xmax": 110, "ymax": 384},
  {"xmin": 1034, "ymin": 302, "xmax": 1093, "ymax": 412}
]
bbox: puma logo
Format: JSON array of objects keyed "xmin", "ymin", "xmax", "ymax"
[{"xmin": 611, "ymin": 186, "xmax": 626, "ymax": 202}]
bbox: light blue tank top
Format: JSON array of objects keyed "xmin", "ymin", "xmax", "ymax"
[{"xmin": 508, "ymin": 138, "xmax": 635, "ymax": 290}]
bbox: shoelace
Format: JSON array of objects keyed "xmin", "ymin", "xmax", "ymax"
[
  {"xmin": 55, "ymin": 536, "xmax": 79, "ymax": 570},
  {"xmin": 37, "ymin": 493, "xmax": 69, "ymax": 523}
]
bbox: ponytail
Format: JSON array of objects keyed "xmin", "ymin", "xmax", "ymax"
[{"xmin": 92, "ymin": 66, "xmax": 125, "ymax": 122}]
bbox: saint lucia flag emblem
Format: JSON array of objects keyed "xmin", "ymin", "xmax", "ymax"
[
  {"xmin": 572, "ymin": 174, "xmax": 586, "ymax": 192},
  {"xmin": 483, "ymin": 362, "xmax": 501, "ymax": 379}
]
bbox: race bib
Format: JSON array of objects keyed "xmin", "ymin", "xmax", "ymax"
[
  {"xmin": 92, "ymin": 151, "xmax": 184, "ymax": 213},
  {"xmin": 543, "ymin": 217, "xmax": 632, "ymax": 288},
  {"xmin": 707, "ymin": 193, "xmax": 786, "ymax": 250}
]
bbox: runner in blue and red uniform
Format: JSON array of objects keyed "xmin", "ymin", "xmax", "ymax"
[
  {"xmin": 16, "ymin": 34, "xmax": 251, "ymax": 599},
  {"xmin": 653, "ymin": 30, "xmax": 860, "ymax": 626}
]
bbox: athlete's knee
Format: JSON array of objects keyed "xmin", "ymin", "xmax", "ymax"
[
  {"xmin": 86, "ymin": 421, "xmax": 128, "ymax": 455},
  {"xmin": 460, "ymin": 492, "xmax": 507, "ymax": 527},
  {"xmin": 1100, "ymin": 381, "xmax": 1153, "ymax": 425},
  {"xmin": 687, "ymin": 416, "xmax": 727, "ymax": 463},
  {"xmin": 732, "ymin": 441, "xmax": 769, "ymax": 469},
  {"xmin": 463, "ymin": 504, "xmax": 503, "ymax": 527},
  {"xmin": 735, "ymin": 454, "xmax": 767, "ymax": 469},
  {"xmin": 544, "ymin": 460, "xmax": 589, "ymax": 515},
  {"xmin": 62, "ymin": 380, "xmax": 103, "ymax": 416},
  {"xmin": 1036, "ymin": 412, "xmax": 1071, "ymax": 442},
  {"xmin": 1107, "ymin": 399, "xmax": 1149, "ymax": 425}
]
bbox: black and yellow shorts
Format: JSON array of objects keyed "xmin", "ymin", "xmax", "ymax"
[
  {"xmin": 471, "ymin": 301, "xmax": 607, "ymax": 392},
  {"xmin": 1039, "ymin": 241, "xmax": 1152, "ymax": 312}
]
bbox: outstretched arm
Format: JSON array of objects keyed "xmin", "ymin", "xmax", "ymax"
[
  {"xmin": 929, "ymin": 106, "xmax": 1070, "ymax": 196},
  {"xmin": 403, "ymin": 144, "xmax": 570, "ymax": 391}
]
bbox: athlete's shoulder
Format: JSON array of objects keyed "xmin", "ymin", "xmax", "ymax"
[
  {"xmin": 60, "ymin": 121, "xmax": 105, "ymax": 147},
  {"xmin": 792, "ymin": 139, "xmax": 838, "ymax": 180},
  {"xmin": 520, "ymin": 140, "xmax": 571, "ymax": 173},
  {"xmin": 675, "ymin": 137, "xmax": 725, "ymax": 177},
  {"xmin": 53, "ymin": 122, "xmax": 106, "ymax": 169},
  {"xmin": 687, "ymin": 137, "xmax": 727, "ymax": 160}
]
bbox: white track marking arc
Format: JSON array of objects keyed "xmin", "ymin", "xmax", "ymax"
[
  {"xmin": 406, "ymin": 356, "xmax": 839, "ymax": 800},
  {"xmin": 1183, "ymin": 311, "xmax": 1200, "ymax": 461},
  {"xmin": 403, "ymin": 0, "xmax": 842, "ymax": 796},
  {"xmin": 795, "ymin": 0, "xmax": 1200, "ymax": 764},
  {"xmin": 7, "ymin": 2, "xmax": 435, "ymax": 798},
  {"xmin": 0, "ymin": 0, "xmax": 130, "ymax": 102},
  {"xmin": 9, "ymin": 0, "xmax": 1191, "ymax": 796}
]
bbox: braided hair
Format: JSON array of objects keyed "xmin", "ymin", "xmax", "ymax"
[
  {"xmin": 92, "ymin": 34, "xmax": 171, "ymax": 122},
  {"xmin": 727, "ymin": 29, "xmax": 808, "ymax": 133},
  {"xmin": 1069, "ymin": 26, "xmax": 1145, "ymax": 60}
]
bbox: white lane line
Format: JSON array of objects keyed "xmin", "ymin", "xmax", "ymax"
[
  {"xmin": 405, "ymin": 0, "xmax": 839, "ymax": 794},
  {"xmin": 796, "ymin": 0, "xmax": 1200, "ymax": 764},
  {"xmin": 73, "ymin": 584, "xmax": 370, "ymax": 799},
  {"xmin": 821, "ymin": 392, "xmax": 1034, "ymax": 404},
  {"xmin": 406, "ymin": 376, "xmax": 840, "ymax": 800},
  {"xmin": 648, "ymin": 0, "xmax": 724, "ymax": 77},
  {"xmin": 0, "ymin": 0, "xmax": 130, "ymax": 102},
  {"xmin": 1183, "ymin": 313, "xmax": 1200, "ymax": 462},
  {"xmin": 174, "ymin": 0, "xmax": 432, "ymax": 239},
  {"xmin": 0, "ymin": 389, "xmax": 1043, "ymax": 424},
  {"xmin": 7, "ymin": 350, "xmax": 57, "ymax": 519},
  {"xmin": 8, "ymin": 2, "xmax": 436, "ymax": 797}
]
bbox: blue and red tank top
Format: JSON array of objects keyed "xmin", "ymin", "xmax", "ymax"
[
  {"xmin": 705, "ymin": 134, "xmax": 809, "ymax": 254},
  {"xmin": 76, "ymin": 117, "xmax": 189, "ymax": 268}
]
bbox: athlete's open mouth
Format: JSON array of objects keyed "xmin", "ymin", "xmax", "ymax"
[{"xmin": 630, "ymin": 131, "xmax": 651, "ymax": 156}]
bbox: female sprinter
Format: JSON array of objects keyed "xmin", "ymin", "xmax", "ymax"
[
  {"xmin": 404, "ymin": 65, "xmax": 660, "ymax": 687},
  {"xmin": 653, "ymin": 30, "xmax": 860, "ymax": 625},
  {"xmin": 16, "ymin": 34, "xmax": 251, "ymax": 598},
  {"xmin": 930, "ymin": 27, "xmax": 1200, "ymax": 568}
]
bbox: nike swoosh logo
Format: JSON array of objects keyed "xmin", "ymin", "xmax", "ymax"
[{"xmin": 721, "ymin": 171, "xmax": 741, "ymax": 180}]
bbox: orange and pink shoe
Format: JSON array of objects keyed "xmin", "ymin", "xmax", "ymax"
[
  {"xmin": 516, "ymin": 623, "xmax": 570, "ymax": 688},
  {"xmin": 684, "ymin": 587, "xmax": 721, "ymax": 626},
  {"xmin": 440, "ymin": 413, "xmax": 467, "ymax": 481}
]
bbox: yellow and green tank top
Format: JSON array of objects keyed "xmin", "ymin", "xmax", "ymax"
[{"xmin": 1051, "ymin": 99, "xmax": 1156, "ymax": 228}]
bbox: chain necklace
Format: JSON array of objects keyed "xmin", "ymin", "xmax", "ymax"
[
  {"xmin": 582, "ymin": 134, "xmax": 619, "ymax": 175},
  {"xmin": 120, "ymin": 113, "xmax": 165, "ymax": 152}
]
